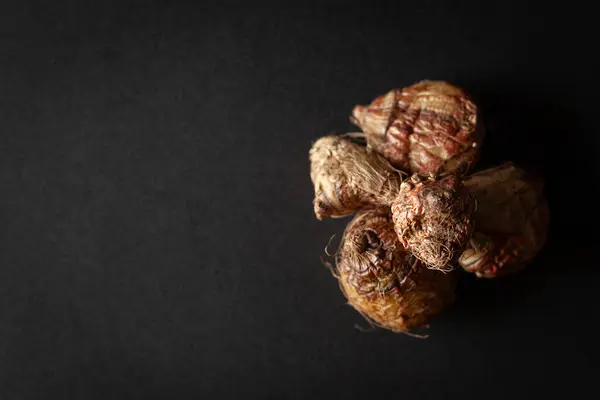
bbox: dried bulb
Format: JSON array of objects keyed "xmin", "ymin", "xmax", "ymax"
[
  {"xmin": 391, "ymin": 174, "xmax": 475, "ymax": 271},
  {"xmin": 336, "ymin": 208, "xmax": 457, "ymax": 333},
  {"xmin": 459, "ymin": 163, "xmax": 550, "ymax": 278},
  {"xmin": 309, "ymin": 135, "xmax": 402, "ymax": 220},
  {"xmin": 351, "ymin": 80, "xmax": 483, "ymax": 176}
]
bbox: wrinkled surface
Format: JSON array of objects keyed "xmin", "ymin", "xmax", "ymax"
[
  {"xmin": 391, "ymin": 174, "xmax": 475, "ymax": 270},
  {"xmin": 337, "ymin": 208, "xmax": 457, "ymax": 333},
  {"xmin": 459, "ymin": 163, "xmax": 550, "ymax": 278},
  {"xmin": 351, "ymin": 80, "xmax": 483, "ymax": 176},
  {"xmin": 309, "ymin": 136, "xmax": 402, "ymax": 220}
]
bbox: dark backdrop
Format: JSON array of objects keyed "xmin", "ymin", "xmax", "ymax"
[{"xmin": 1, "ymin": 1, "xmax": 599, "ymax": 399}]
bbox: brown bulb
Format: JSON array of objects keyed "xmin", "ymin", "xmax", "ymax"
[
  {"xmin": 391, "ymin": 174, "xmax": 475, "ymax": 271},
  {"xmin": 336, "ymin": 208, "xmax": 457, "ymax": 334},
  {"xmin": 351, "ymin": 80, "xmax": 483, "ymax": 177},
  {"xmin": 309, "ymin": 136, "xmax": 402, "ymax": 220},
  {"xmin": 459, "ymin": 163, "xmax": 550, "ymax": 278}
]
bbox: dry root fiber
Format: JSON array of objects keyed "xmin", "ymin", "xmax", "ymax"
[
  {"xmin": 391, "ymin": 174, "xmax": 475, "ymax": 271},
  {"xmin": 309, "ymin": 136, "xmax": 402, "ymax": 220},
  {"xmin": 459, "ymin": 163, "xmax": 550, "ymax": 278},
  {"xmin": 336, "ymin": 208, "xmax": 457, "ymax": 333},
  {"xmin": 351, "ymin": 80, "xmax": 483, "ymax": 177}
]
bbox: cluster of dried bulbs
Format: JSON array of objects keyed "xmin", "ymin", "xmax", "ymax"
[{"xmin": 309, "ymin": 80, "xmax": 550, "ymax": 336}]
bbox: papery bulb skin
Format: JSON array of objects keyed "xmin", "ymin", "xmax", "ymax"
[
  {"xmin": 459, "ymin": 163, "xmax": 550, "ymax": 278},
  {"xmin": 337, "ymin": 208, "xmax": 457, "ymax": 333},
  {"xmin": 351, "ymin": 81, "xmax": 483, "ymax": 177},
  {"xmin": 309, "ymin": 136, "xmax": 402, "ymax": 220},
  {"xmin": 391, "ymin": 174, "xmax": 475, "ymax": 271}
]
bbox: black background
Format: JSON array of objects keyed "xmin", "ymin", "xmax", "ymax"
[{"xmin": 1, "ymin": 1, "xmax": 599, "ymax": 399}]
